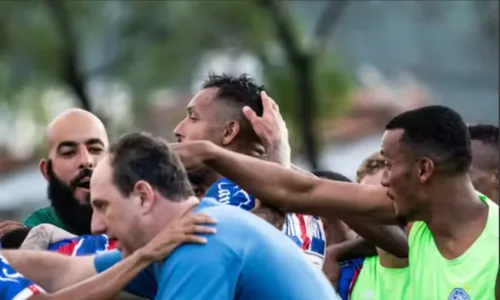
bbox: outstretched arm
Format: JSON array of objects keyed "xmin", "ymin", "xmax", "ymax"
[
  {"xmin": 1, "ymin": 250, "xmax": 96, "ymax": 292},
  {"xmin": 32, "ymin": 250, "xmax": 151, "ymax": 300},
  {"xmin": 173, "ymin": 141, "xmax": 397, "ymax": 223}
]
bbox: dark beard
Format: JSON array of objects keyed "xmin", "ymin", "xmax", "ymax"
[{"xmin": 46, "ymin": 160, "xmax": 93, "ymax": 235}]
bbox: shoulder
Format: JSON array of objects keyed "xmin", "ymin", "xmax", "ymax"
[
  {"xmin": 23, "ymin": 207, "xmax": 52, "ymax": 221},
  {"xmin": 160, "ymin": 237, "xmax": 243, "ymax": 282},
  {"xmin": 485, "ymin": 198, "xmax": 499, "ymax": 238}
]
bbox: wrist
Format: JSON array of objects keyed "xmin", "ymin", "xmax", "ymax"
[
  {"xmin": 201, "ymin": 140, "xmax": 219, "ymax": 163},
  {"xmin": 132, "ymin": 247, "xmax": 154, "ymax": 264},
  {"xmin": 267, "ymin": 144, "xmax": 291, "ymax": 168}
]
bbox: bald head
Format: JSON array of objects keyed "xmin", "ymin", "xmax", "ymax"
[
  {"xmin": 46, "ymin": 108, "xmax": 108, "ymax": 151},
  {"xmin": 40, "ymin": 108, "xmax": 109, "ymax": 204}
]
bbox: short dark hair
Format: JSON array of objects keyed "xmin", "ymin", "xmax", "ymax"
[
  {"xmin": 108, "ymin": 132, "xmax": 194, "ymax": 202},
  {"xmin": 385, "ymin": 105, "xmax": 471, "ymax": 174},
  {"xmin": 312, "ymin": 170, "xmax": 352, "ymax": 183},
  {"xmin": 469, "ymin": 124, "xmax": 499, "ymax": 147},
  {"xmin": 202, "ymin": 73, "xmax": 265, "ymax": 138}
]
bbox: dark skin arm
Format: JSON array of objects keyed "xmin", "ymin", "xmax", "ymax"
[
  {"xmin": 173, "ymin": 141, "xmax": 408, "ymax": 257},
  {"xmin": 327, "ymin": 237, "xmax": 376, "ymax": 262},
  {"xmin": 323, "ymin": 237, "xmax": 377, "ymax": 288},
  {"xmin": 344, "ymin": 221, "xmax": 407, "ymax": 258},
  {"xmin": 177, "ymin": 141, "xmax": 397, "ymax": 221}
]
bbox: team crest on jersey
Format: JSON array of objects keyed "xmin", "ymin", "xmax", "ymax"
[{"xmin": 448, "ymin": 288, "xmax": 470, "ymax": 300}]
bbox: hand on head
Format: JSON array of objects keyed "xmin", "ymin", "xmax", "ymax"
[{"xmin": 242, "ymin": 91, "xmax": 291, "ymax": 167}]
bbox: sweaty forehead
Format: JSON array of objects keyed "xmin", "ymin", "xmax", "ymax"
[
  {"xmin": 188, "ymin": 88, "xmax": 219, "ymax": 112},
  {"xmin": 47, "ymin": 113, "xmax": 108, "ymax": 150},
  {"xmin": 380, "ymin": 129, "xmax": 405, "ymax": 158},
  {"xmin": 189, "ymin": 88, "xmax": 239, "ymax": 121}
]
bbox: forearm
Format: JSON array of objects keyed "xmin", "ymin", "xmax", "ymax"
[
  {"xmin": 203, "ymin": 143, "xmax": 396, "ymax": 221},
  {"xmin": 327, "ymin": 237, "xmax": 377, "ymax": 262},
  {"xmin": 290, "ymin": 164, "xmax": 312, "ymax": 175},
  {"xmin": 48, "ymin": 251, "xmax": 151, "ymax": 300},
  {"xmin": 1, "ymin": 250, "xmax": 95, "ymax": 292},
  {"xmin": 344, "ymin": 222, "xmax": 408, "ymax": 258}
]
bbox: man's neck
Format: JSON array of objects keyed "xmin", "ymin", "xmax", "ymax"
[
  {"xmin": 421, "ymin": 174, "xmax": 489, "ymax": 259},
  {"xmin": 148, "ymin": 197, "xmax": 200, "ymax": 240}
]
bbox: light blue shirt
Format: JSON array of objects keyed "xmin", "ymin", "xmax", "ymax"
[{"xmin": 94, "ymin": 198, "xmax": 337, "ymax": 299}]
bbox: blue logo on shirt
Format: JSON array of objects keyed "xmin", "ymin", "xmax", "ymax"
[
  {"xmin": 448, "ymin": 288, "xmax": 470, "ymax": 300},
  {"xmin": 205, "ymin": 178, "xmax": 256, "ymax": 211}
]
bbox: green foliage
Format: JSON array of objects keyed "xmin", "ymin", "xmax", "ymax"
[{"xmin": 0, "ymin": 0, "xmax": 352, "ymax": 154}]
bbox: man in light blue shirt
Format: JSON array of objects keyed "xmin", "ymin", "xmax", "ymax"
[
  {"xmin": 95, "ymin": 198, "xmax": 336, "ymax": 299},
  {"xmin": 89, "ymin": 132, "xmax": 337, "ymax": 299}
]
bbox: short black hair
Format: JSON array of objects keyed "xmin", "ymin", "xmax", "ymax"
[
  {"xmin": 202, "ymin": 73, "xmax": 265, "ymax": 117},
  {"xmin": 385, "ymin": 105, "xmax": 471, "ymax": 174},
  {"xmin": 202, "ymin": 73, "xmax": 265, "ymax": 139},
  {"xmin": 312, "ymin": 170, "xmax": 352, "ymax": 183},
  {"xmin": 469, "ymin": 124, "xmax": 499, "ymax": 147},
  {"xmin": 109, "ymin": 132, "xmax": 194, "ymax": 202}
]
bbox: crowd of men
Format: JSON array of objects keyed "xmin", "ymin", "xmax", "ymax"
[{"xmin": 0, "ymin": 73, "xmax": 498, "ymax": 300}]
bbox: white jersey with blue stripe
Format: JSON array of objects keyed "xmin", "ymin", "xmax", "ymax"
[
  {"xmin": 0, "ymin": 254, "xmax": 43, "ymax": 300},
  {"xmin": 205, "ymin": 177, "xmax": 326, "ymax": 269}
]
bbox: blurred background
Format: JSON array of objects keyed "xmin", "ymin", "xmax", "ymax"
[{"xmin": 0, "ymin": 0, "xmax": 498, "ymax": 219}]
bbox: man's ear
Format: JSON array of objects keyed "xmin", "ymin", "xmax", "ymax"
[
  {"xmin": 221, "ymin": 121, "xmax": 241, "ymax": 146},
  {"xmin": 39, "ymin": 159, "xmax": 49, "ymax": 181},
  {"xmin": 418, "ymin": 157, "xmax": 434, "ymax": 184},
  {"xmin": 133, "ymin": 180, "xmax": 156, "ymax": 214}
]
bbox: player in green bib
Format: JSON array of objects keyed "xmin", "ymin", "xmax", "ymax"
[
  {"xmin": 408, "ymin": 192, "xmax": 498, "ymax": 299},
  {"xmin": 173, "ymin": 105, "xmax": 499, "ymax": 300},
  {"xmin": 348, "ymin": 152, "xmax": 411, "ymax": 300},
  {"xmin": 381, "ymin": 107, "xmax": 499, "ymax": 300}
]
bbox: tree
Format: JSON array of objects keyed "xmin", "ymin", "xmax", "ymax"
[
  {"xmin": 0, "ymin": 0, "xmax": 352, "ymax": 164},
  {"xmin": 259, "ymin": 0, "xmax": 350, "ymax": 170}
]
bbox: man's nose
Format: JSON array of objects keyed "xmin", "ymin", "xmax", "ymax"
[
  {"xmin": 173, "ymin": 122, "xmax": 185, "ymax": 142},
  {"xmin": 381, "ymin": 169, "xmax": 390, "ymax": 187},
  {"xmin": 78, "ymin": 147, "xmax": 94, "ymax": 169},
  {"xmin": 91, "ymin": 212, "xmax": 106, "ymax": 235}
]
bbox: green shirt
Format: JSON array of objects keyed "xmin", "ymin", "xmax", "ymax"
[
  {"xmin": 408, "ymin": 193, "xmax": 499, "ymax": 300},
  {"xmin": 22, "ymin": 206, "xmax": 71, "ymax": 232},
  {"xmin": 350, "ymin": 256, "xmax": 410, "ymax": 300}
]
